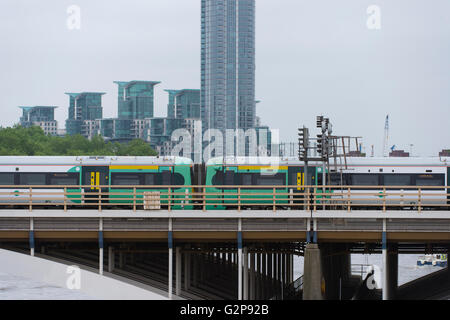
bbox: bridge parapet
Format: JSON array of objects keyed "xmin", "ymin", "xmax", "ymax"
[{"xmin": 0, "ymin": 184, "xmax": 448, "ymax": 213}]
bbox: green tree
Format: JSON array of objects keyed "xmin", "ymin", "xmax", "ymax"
[{"xmin": 0, "ymin": 126, "xmax": 158, "ymax": 157}]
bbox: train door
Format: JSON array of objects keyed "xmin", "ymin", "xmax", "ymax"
[
  {"xmin": 82, "ymin": 166, "xmax": 110, "ymax": 203},
  {"xmin": 288, "ymin": 166, "xmax": 304, "ymax": 208}
]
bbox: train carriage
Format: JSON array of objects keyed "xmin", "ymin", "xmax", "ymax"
[
  {"xmin": 205, "ymin": 156, "xmax": 450, "ymax": 210},
  {"xmin": 205, "ymin": 157, "xmax": 324, "ymax": 210},
  {"xmin": 0, "ymin": 156, "xmax": 193, "ymax": 209},
  {"xmin": 328, "ymin": 157, "xmax": 449, "ymax": 209}
]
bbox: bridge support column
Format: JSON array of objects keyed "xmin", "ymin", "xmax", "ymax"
[
  {"xmin": 98, "ymin": 219, "xmax": 103, "ymax": 275},
  {"xmin": 303, "ymin": 243, "xmax": 324, "ymax": 300},
  {"xmin": 249, "ymin": 252, "xmax": 255, "ymax": 300},
  {"xmin": 119, "ymin": 252, "xmax": 124, "ymax": 269},
  {"xmin": 383, "ymin": 242, "xmax": 398, "ymax": 300},
  {"xmin": 108, "ymin": 246, "xmax": 114, "ymax": 273},
  {"xmin": 29, "ymin": 218, "xmax": 34, "ymax": 257},
  {"xmin": 290, "ymin": 254, "xmax": 294, "ymax": 284},
  {"xmin": 168, "ymin": 227, "xmax": 173, "ymax": 300},
  {"xmin": 184, "ymin": 251, "xmax": 190, "ymax": 291},
  {"xmin": 268, "ymin": 253, "xmax": 273, "ymax": 297},
  {"xmin": 256, "ymin": 252, "xmax": 261, "ymax": 300},
  {"xmin": 243, "ymin": 247, "xmax": 248, "ymax": 300},
  {"xmin": 262, "ymin": 253, "xmax": 267, "ymax": 299},
  {"xmin": 382, "ymin": 221, "xmax": 398, "ymax": 300},
  {"xmin": 192, "ymin": 254, "xmax": 197, "ymax": 287},
  {"xmin": 176, "ymin": 247, "xmax": 181, "ymax": 296},
  {"xmin": 274, "ymin": 253, "xmax": 278, "ymax": 295},
  {"xmin": 277, "ymin": 253, "xmax": 282, "ymax": 294},
  {"xmin": 238, "ymin": 230, "xmax": 243, "ymax": 300}
]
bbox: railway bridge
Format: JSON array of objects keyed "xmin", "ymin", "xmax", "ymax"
[{"xmin": 0, "ymin": 185, "xmax": 449, "ymax": 300}]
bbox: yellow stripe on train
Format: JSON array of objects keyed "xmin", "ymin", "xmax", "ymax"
[{"xmin": 110, "ymin": 166, "xmax": 159, "ymax": 170}]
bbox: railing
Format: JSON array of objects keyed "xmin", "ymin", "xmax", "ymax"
[
  {"xmin": 0, "ymin": 184, "xmax": 447, "ymax": 212},
  {"xmin": 351, "ymin": 264, "xmax": 374, "ymax": 279}
]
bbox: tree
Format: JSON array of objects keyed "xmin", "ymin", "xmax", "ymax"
[{"xmin": 0, "ymin": 126, "xmax": 158, "ymax": 156}]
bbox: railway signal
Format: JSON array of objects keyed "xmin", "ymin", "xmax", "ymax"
[{"xmin": 298, "ymin": 127, "xmax": 309, "ymax": 161}]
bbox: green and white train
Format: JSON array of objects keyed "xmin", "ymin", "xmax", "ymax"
[
  {"xmin": 0, "ymin": 156, "xmax": 193, "ymax": 208},
  {"xmin": 0, "ymin": 155, "xmax": 448, "ymax": 210}
]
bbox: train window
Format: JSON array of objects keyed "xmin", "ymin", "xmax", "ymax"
[
  {"xmin": 351, "ymin": 174, "xmax": 379, "ymax": 186},
  {"xmin": 330, "ymin": 173, "xmax": 344, "ymax": 186},
  {"xmin": 383, "ymin": 174, "xmax": 412, "ymax": 186},
  {"xmin": 224, "ymin": 171, "xmax": 235, "ymax": 185},
  {"xmin": 111, "ymin": 173, "xmax": 141, "ymax": 185},
  {"xmin": 212, "ymin": 171, "xmax": 224, "ymax": 185},
  {"xmin": 172, "ymin": 173, "xmax": 185, "ymax": 186},
  {"xmin": 50, "ymin": 173, "xmax": 79, "ymax": 186},
  {"xmin": 19, "ymin": 173, "xmax": 46, "ymax": 185},
  {"xmin": 145, "ymin": 174, "xmax": 156, "ymax": 185},
  {"xmin": 161, "ymin": 171, "xmax": 171, "ymax": 185},
  {"xmin": 256, "ymin": 173, "xmax": 285, "ymax": 186},
  {"xmin": 241, "ymin": 174, "xmax": 253, "ymax": 185},
  {"xmin": 416, "ymin": 174, "xmax": 444, "ymax": 187},
  {"xmin": 0, "ymin": 173, "xmax": 15, "ymax": 185}
]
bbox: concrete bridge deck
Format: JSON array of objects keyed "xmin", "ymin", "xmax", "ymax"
[{"xmin": 0, "ymin": 210, "xmax": 449, "ymax": 242}]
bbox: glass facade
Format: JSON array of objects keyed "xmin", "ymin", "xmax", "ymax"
[
  {"xmin": 19, "ymin": 106, "xmax": 56, "ymax": 123},
  {"xmin": 115, "ymin": 81, "xmax": 160, "ymax": 120},
  {"xmin": 201, "ymin": 0, "xmax": 256, "ymax": 134},
  {"xmin": 175, "ymin": 89, "xmax": 201, "ymax": 120},
  {"xmin": 65, "ymin": 92, "xmax": 105, "ymax": 136},
  {"xmin": 19, "ymin": 106, "xmax": 58, "ymax": 136},
  {"xmin": 165, "ymin": 89, "xmax": 180, "ymax": 118}
]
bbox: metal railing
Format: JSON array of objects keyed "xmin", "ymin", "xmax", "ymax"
[
  {"xmin": 351, "ymin": 264, "xmax": 373, "ymax": 279},
  {"xmin": 0, "ymin": 184, "xmax": 447, "ymax": 212}
]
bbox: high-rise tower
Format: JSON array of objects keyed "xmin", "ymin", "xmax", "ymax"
[
  {"xmin": 115, "ymin": 81, "xmax": 160, "ymax": 120},
  {"xmin": 201, "ymin": 0, "xmax": 256, "ymax": 136}
]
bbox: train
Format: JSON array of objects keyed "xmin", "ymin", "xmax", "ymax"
[
  {"xmin": 0, "ymin": 156, "xmax": 192, "ymax": 208},
  {"xmin": 0, "ymin": 155, "xmax": 448, "ymax": 210},
  {"xmin": 204, "ymin": 156, "xmax": 450, "ymax": 210}
]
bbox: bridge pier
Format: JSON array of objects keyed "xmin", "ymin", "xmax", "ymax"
[
  {"xmin": 262, "ymin": 253, "xmax": 267, "ymax": 299},
  {"xmin": 108, "ymin": 246, "xmax": 114, "ymax": 273},
  {"xmin": 119, "ymin": 251, "xmax": 124, "ymax": 269},
  {"xmin": 29, "ymin": 218, "xmax": 34, "ymax": 256},
  {"xmin": 382, "ymin": 220, "xmax": 398, "ymax": 300},
  {"xmin": 243, "ymin": 247, "xmax": 248, "ymax": 300},
  {"xmin": 303, "ymin": 243, "xmax": 324, "ymax": 300},
  {"xmin": 176, "ymin": 247, "xmax": 181, "ymax": 296},
  {"xmin": 168, "ymin": 228, "xmax": 173, "ymax": 299},
  {"xmin": 184, "ymin": 251, "xmax": 190, "ymax": 291},
  {"xmin": 383, "ymin": 243, "xmax": 398, "ymax": 300},
  {"xmin": 98, "ymin": 239, "xmax": 103, "ymax": 275}
]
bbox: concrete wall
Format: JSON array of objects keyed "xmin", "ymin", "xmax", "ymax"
[{"xmin": 0, "ymin": 249, "xmax": 168, "ymax": 300}]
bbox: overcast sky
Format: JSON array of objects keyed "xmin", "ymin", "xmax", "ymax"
[{"xmin": 0, "ymin": 0, "xmax": 449, "ymax": 156}]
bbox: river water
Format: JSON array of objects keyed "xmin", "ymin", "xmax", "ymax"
[{"xmin": 0, "ymin": 272, "xmax": 94, "ymax": 300}]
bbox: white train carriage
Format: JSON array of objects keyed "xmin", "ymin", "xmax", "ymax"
[
  {"xmin": 0, "ymin": 156, "xmax": 82, "ymax": 204},
  {"xmin": 327, "ymin": 157, "xmax": 449, "ymax": 209}
]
